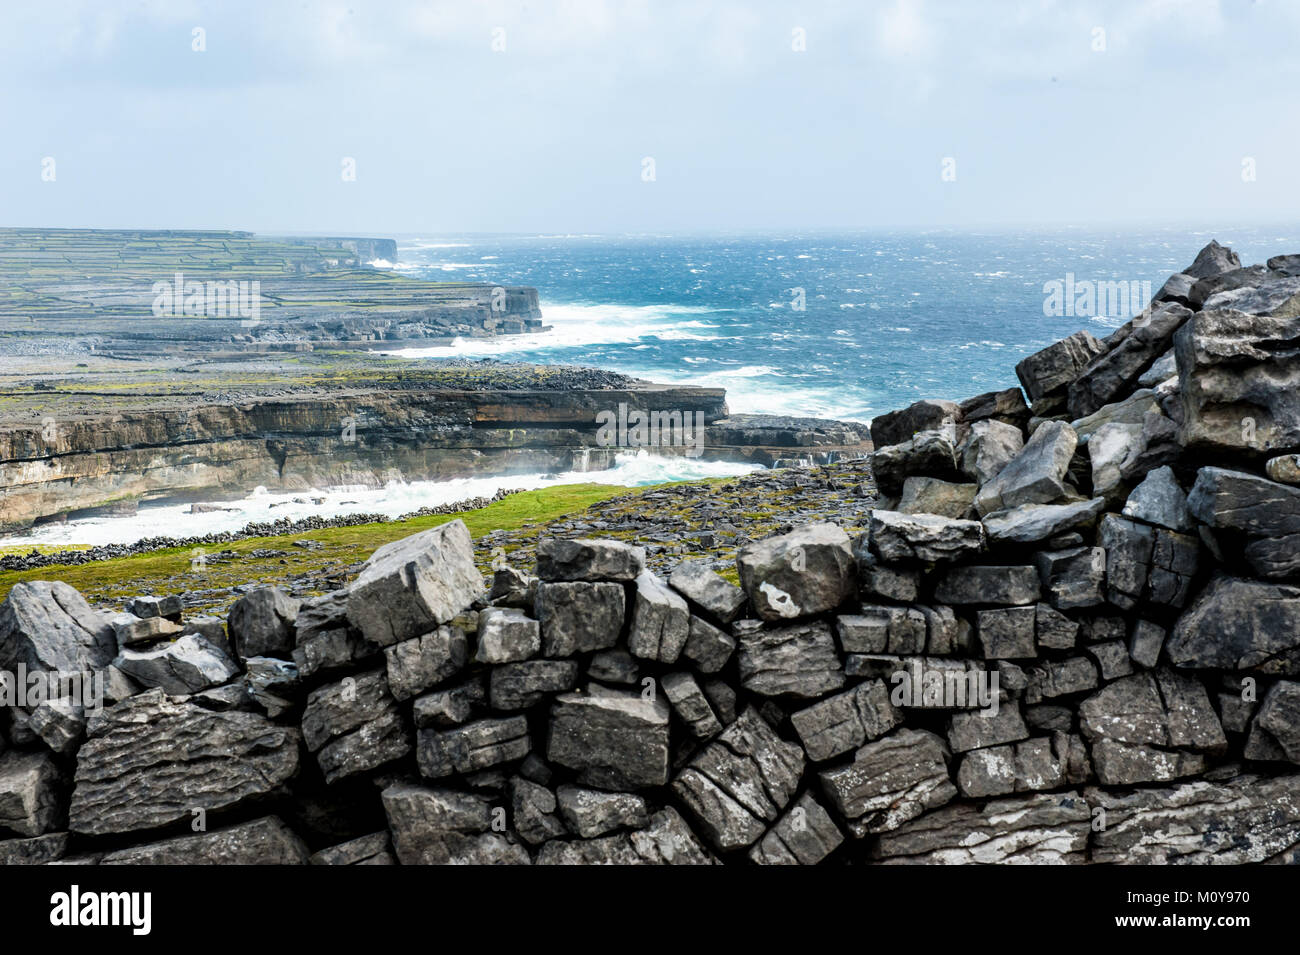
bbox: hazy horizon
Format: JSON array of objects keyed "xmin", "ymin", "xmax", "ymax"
[{"xmin": 4, "ymin": 1, "xmax": 1299, "ymax": 234}]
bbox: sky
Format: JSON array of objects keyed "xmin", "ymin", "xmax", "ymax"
[{"xmin": 2, "ymin": 0, "xmax": 1298, "ymax": 234}]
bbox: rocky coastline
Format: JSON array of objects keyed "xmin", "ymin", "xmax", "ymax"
[{"xmin": 2, "ymin": 240, "xmax": 1299, "ymax": 865}]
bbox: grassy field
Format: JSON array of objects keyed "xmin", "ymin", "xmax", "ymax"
[{"xmin": 0, "ymin": 483, "xmax": 634, "ymax": 613}]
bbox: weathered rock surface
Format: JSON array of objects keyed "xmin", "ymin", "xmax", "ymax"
[
  {"xmin": 673, "ymin": 708, "xmax": 804, "ymax": 850},
  {"xmin": 346, "ymin": 520, "xmax": 483, "ymax": 647},
  {"xmin": 69, "ymin": 690, "xmax": 300, "ymax": 835},
  {"xmin": 536, "ymin": 538, "xmax": 646, "ymax": 582},
  {"xmin": 101, "ymin": 816, "xmax": 311, "ymax": 864},
  {"xmin": 737, "ymin": 523, "xmax": 855, "ymax": 621},
  {"xmin": 547, "ymin": 689, "xmax": 670, "ymax": 790}
]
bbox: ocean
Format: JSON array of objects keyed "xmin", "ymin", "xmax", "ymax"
[{"xmin": 385, "ymin": 227, "xmax": 1300, "ymax": 422}]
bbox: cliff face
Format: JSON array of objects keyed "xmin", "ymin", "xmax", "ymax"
[{"xmin": 0, "ymin": 385, "xmax": 867, "ymax": 532}]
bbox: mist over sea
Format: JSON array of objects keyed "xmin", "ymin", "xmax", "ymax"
[{"xmin": 385, "ymin": 227, "xmax": 1300, "ymax": 423}]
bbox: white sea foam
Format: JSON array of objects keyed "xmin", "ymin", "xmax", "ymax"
[
  {"xmin": 384, "ymin": 302, "xmax": 733, "ymax": 358},
  {"xmin": 0, "ymin": 452, "xmax": 760, "ymax": 549}
]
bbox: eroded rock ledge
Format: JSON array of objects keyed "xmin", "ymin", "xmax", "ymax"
[{"xmin": 2, "ymin": 240, "xmax": 1299, "ymax": 865}]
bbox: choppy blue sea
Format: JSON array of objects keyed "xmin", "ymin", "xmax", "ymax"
[{"xmin": 386, "ymin": 227, "xmax": 1299, "ymax": 423}]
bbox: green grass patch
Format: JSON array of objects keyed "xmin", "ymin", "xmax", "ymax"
[{"xmin": 0, "ymin": 483, "xmax": 634, "ymax": 614}]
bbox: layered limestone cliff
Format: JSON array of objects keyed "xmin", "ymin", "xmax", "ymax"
[{"xmin": 0, "ymin": 377, "xmax": 867, "ymax": 532}]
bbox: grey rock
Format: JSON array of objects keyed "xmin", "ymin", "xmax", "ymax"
[
  {"xmin": 947, "ymin": 703, "xmax": 1028, "ymax": 753},
  {"xmin": 586, "ymin": 648, "xmax": 640, "ymax": 685},
  {"xmin": 0, "ymin": 831, "xmax": 69, "ymax": 865},
  {"xmin": 1035, "ymin": 603, "xmax": 1077, "ymax": 650},
  {"xmin": 110, "ymin": 612, "xmax": 182, "ymax": 648},
  {"xmin": 872, "ymin": 430, "xmax": 962, "ymax": 497},
  {"xmin": 555, "ymin": 785, "xmax": 649, "ymax": 838},
  {"xmin": 310, "ymin": 831, "xmax": 395, "ymax": 865},
  {"xmin": 748, "ymin": 793, "xmax": 845, "ymax": 865},
  {"xmin": 508, "ymin": 776, "xmax": 566, "ymax": 845},
  {"xmin": 975, "ymin": 420, "xmax": 1079, "ymax": 517},
  {"xmin": 412, "ymin": 676, "xmax": 486, "ymax": 728},
  {"xmin": 1129, "ymin": 620, "xmax": 1165, "ymax": 669},
  {"xmin": 547, "ymin": 689, "xmax": 670, "ymax": 789},
  {"xmin": 1187, "ymin": 466, "xmax": 1300, "ymax": 536},
  {"xmin": 1266, "ymin": 454, "xmax": 1300, "ymax": 485},
  {"xmin": 869, "ymin": 509, "xmax": 984, "ymax": 563},
  {"xmin": 680, "ymin": 615, "xmax": 736, "ymax": 674},
  {"xmin": 292, "ymin": 626, "xmax": 370, "ymax": 679},
  {"xmin": 1014, "ymin": 330, "xmax": 1107, "ymax": 402},
  {"xmin": 1153, "ymin": 272, "xmax": 1195, "ymax": 305},
  {"xmin": 790, "ymin": 680, "xmax": 902, "ymax": 761},
  {"xmin": 1202, "ymin": 274, "xmax": 1300, "ymax": 314},
  {"xmin": 381, "ymin": 783, "xmax": 530, "ymax": 865},
  {"xmin": 0, "ymin": 580, "xmax": 115, "ymax": 675},
  {"xmin": 28, "ymin": 698, "xmax": 86, "ymax": 756},
  {"xmin": 489, "ymin": 566, "xmax": 536, "ymax": 609},
  {"xmin": 383, "ymin": 626, "xmax": 467, "ymax": 702},
  {"xmin": 534, "ymin": 582, "xmax": 625, "ymax": 657},
  {"xmin": 736, "ymin": 620, "xmax": 846, "ymax": 698},
  {"xmin": 660, "ymin": 672, "xmax": 721, "ymax": 738},
  {"xmin": 933, "ymin": 565, "xmax": 1040, "ymax": 606},
  {"xmin": 1183, "ymin": 239, "xmax": 1240, "ymax": 280},
  {"xmin": 1136, "ymin": 348, "xmax": 1177, "ymax": 387},
  {"xmin": 983, "ymin": 498, "xmax": 1105, "ymax": 545},
  {"xmin": 1087, "ymin": 641, "xmax": 1134, "ymax": 680},
  {"xmin": 628, "ymin": 571, "xmax": 690, "ymax": 663},
  {"xmin": 536, "ymin": 538, "xmax": 646, "ymax": 582},
  {"xmin": 673, "ymin": 707, "xmax": 804, "ymax": 850},
  {"xmin": 1067, "ymin": 303, "xmax": 1192, "ymax": 418},
  {"xmin": 668, "ymin": 560, "xmax": 746, "ymax": 623},
  {"xmin": 0, "ymin": 751, "xmax": 63, "ymax": 837},
  {"xmin": 873, "ymin": 791, "xmax": 1090, "ymax": 864},
  {"xmin": 1254, "ymin": 681, "xmax": 1300, "ymax": 763},
  {"xmin": 102, "ymin": 816, "xmax": 310, "ymax": 865},
  {"xmin": 977, "ymin": 606, "xmax": 1037, "ymax": 659},
  {"xmin": 1175, "ymin": 308, "xmax": 1300, "ymax": 454},
  {"xmin": 958, "ymin": 387, "xmax": 1030, "ymax": 426},
  {"xmin": 241, "ymin": 656, "xmax": 300, "ymax": 718},
  {"xmin": 489, "ymin": 660, "xmax": 579, "ymax": 710},
  {"xmin": 959, "ymin": 419, "xmax": 1024, "ymax": 486},
  {"xmin": 818, "ymin": 727, "xmax": 955, "ymax": 836},
  {"xmin": 474, "ymin": 607, "xmax": 539, "ymax": 664},
  {"xmin": 69, "ymin": 690, "xmax": 299, "ymax": 836},
  {"xmin": 897, "ymin": 477, "xmax": 977, "ymax": 519},
  {"xmin": 1098, "ymin": 514, "xmax": 1154, "ymax": 609},
  {"xmin": 418, "ymin": 716, "xmax": 531, "ymax": 778},
  {"xmin": 1122, "ymin": 465, "xmax": 1192, "ymax": 530},
  {"xmin": 125, "ymin": 594, "xmax": 183, "ymax": 621},
  {"xmin": 869, "ymin": 398, "xmax": 961, "ymax": 449},
  {"xmin": 1088, "ymin": 773, "xmax": 1300, "ymax": 863},
  {"xmin": 1167, "ymin": 575, "xmax": 1300, "ymax": 675},
  {"xmin": 1035, "ymin": 656, "xmax": 1099, "ymax": 699},
  {"xmin": 737, "ymin": 523, "xmax": 855, "ymax": 621},
  {"xmin": 536, "ymin": 807, "xmax": 715, "ymax": 865},
  {"xmin": 293, "ymin": 590, "xmax": 351, "ymax": 643},
  {"xmin": 856, "ymin": 546, "xmax": 921, "ymax": 602},
  {"xmin": 1147, "ymin": 527, "xmax": 1200, "ymax": 608},
  {"xmin": 114, "ymin": 633, "xmax": 238, "ymax": 695},
  {"xmin": 346, "ymin": 520, "xmax": 483, "ymax": 648},
  {"xmin": 1034, "ymin": 546, "xmax": 1106, "ymax": 610},
  {"xmin": 227, "ymin": 586, "xmax": 300, "ymax": 659}
]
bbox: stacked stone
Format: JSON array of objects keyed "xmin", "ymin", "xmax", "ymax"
[{"xmin": 1, "ymin": 240, "xmax": 1299, "ymax": 865}]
